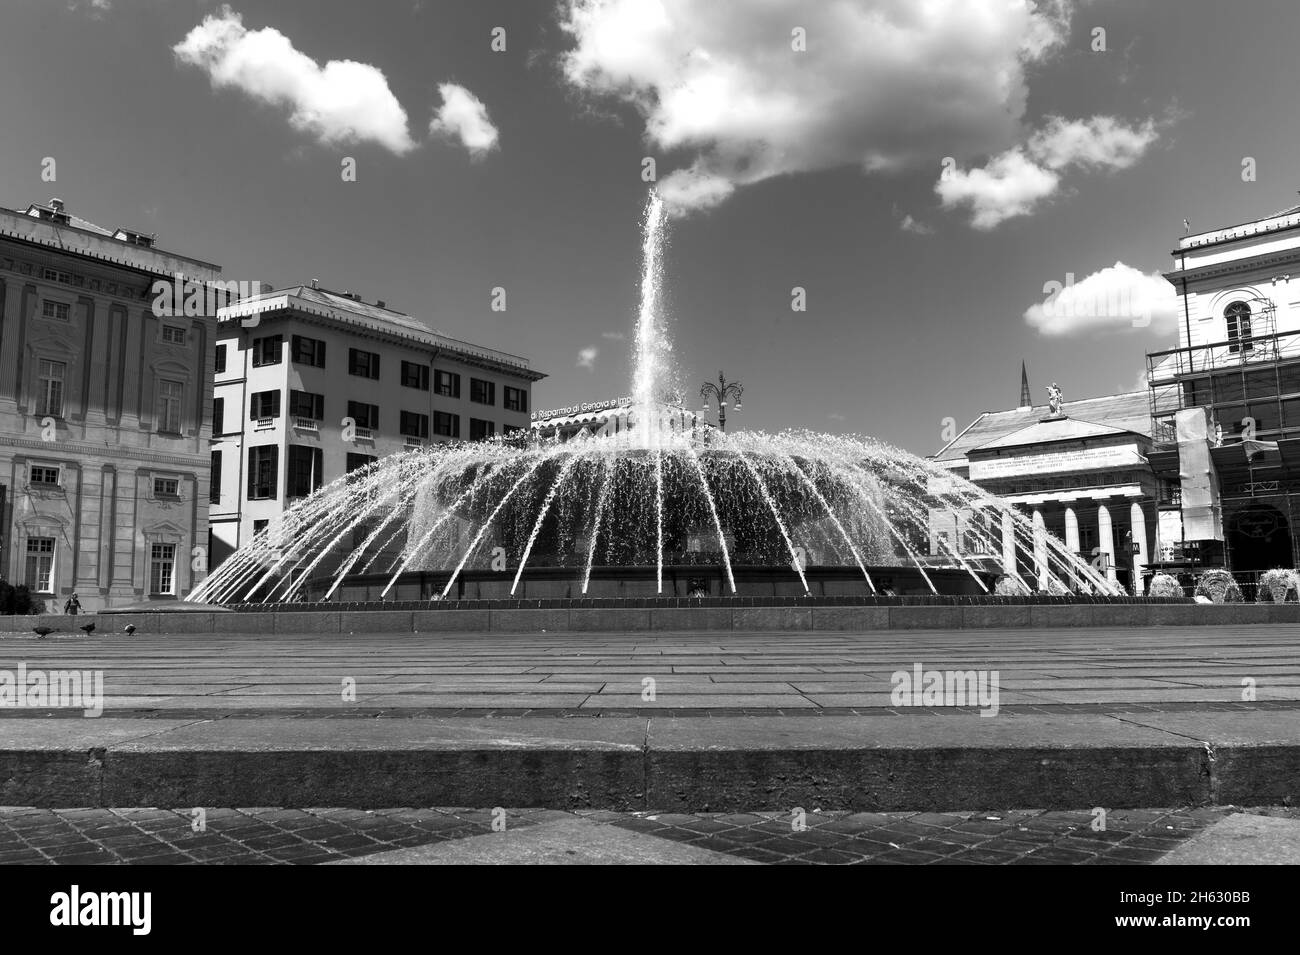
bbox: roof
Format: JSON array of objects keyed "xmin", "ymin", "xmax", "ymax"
[
  {"xmin": 974, "ymin": 416, "xmax": 1130, "ymax": 451},
  {"xmin": 932, "ymin": 391, "xmax": 1151, "ymax": 464},
  {"xmin": 219, "ymin": 284, "xmax": 545, "ymax": 380}
]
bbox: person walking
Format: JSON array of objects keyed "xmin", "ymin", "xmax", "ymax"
[{"xmin": 63, "ymin": 593, "xmax": 81, "ymax": 615}]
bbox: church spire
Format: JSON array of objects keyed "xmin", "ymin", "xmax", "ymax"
[{"xmin": 1019, "ymin": 361, "xmax": 1031, "ymax": 409}]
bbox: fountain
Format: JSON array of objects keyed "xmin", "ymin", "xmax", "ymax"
[{"xmin": 191, "ymin": 194, "xmax": 1120, "ymax": 606}]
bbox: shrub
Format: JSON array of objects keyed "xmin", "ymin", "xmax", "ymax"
[
  {"xmin": 1147, "ymin": 573, "xmax": 1184, "ymax": 599},
  {"xmin": 1257, "ymin": 568, "xmax": 1300, "ymax": 603},
  {"xmin": 993, "ymin": 575, "xmax": 1030, "ymax": 596},
  {"xmin": 1194, "ymin": 569, "xmax": 1243, "ymax": 604},
  {"xmin": 0, "ymin": 583, "xmax": 43, "ymax": 615}
]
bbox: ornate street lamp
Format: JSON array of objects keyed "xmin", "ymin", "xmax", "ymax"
[{"xmin": 700, "ymin": 371, "xmax": 743, "ymax": 432}]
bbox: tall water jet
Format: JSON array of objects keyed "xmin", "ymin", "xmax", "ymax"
[{"xmin": 631, "ymin": 192, "xmax": 669, "ymax": 445}]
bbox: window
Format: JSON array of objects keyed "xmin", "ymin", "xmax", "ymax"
[
  {"xmin": 210, "ymin": 450, "xmax": 222, "ymax": 504},
  {"xmin": 349, "ymin": 348, "xmax": 380, "ymax": 379},
  {"xmin": 25, "ymin": 538, "xmax": 55, "ymax": 593},
  {"xmin": 247, "ymin": 445, "xmax": 278, "ymax": 500},
  {"xmin": 37, "ymin": 359, "xmax": 65, "ymax": 417},
  {"xmin": 29, "ymin": 465, "xmax": 60, "ymax": 486},
  {"xmin": 287, "ymin": 446, "xmax": 324, "ymax": 497},
  {"xmin": 154, "ymin": 477, "xmax": 180, "ymax": 498},
  {"xmin": 346, "ymin": 452, "xmax": 377, "ymax": 474},
  {"xmin": 470, "ymin": 378, "xmax": 495, "ymax": 405},
  {"xmin": 400, "ymin": 411, "xmax": 429, "ymax": 439},
  {"xmin": 434, "ymin": 370, "xmax": 460, "ymax": 398},
  {"xmin": 250, "ymin": 390, "xmax": 281, "ymax": 420},
  {"xmin": 251, "ymin": 335, "xmax": 283, "ymax": 367},
  {"xmin": 470, "ymin": 418, "xmax": 495, "ymax": 441},
  {"xmin": 504, "ymin": 386, "xmax": 528, "ymax": 413},
  {"xmin": 401, "ymin": 361, "xmax": 429, "ymax": 390},
  {"xmin": 292, "ymin": 335, "xmax": 327, "ymax": 368},
  {"xmin": 289, "ymin": 390, "xmax": 324, "ymax": 420},
  {"xmin": 214, "ymin": 344, "xmax": 227, "ymax": 374},
  {"xmin": 157, "ymin": 379, "xmax": 183, "ymax": 433},
  {"xmin": 212, "ymin": 397, "xmax": 225, "ymax": 434},
  {"xmin": 161, "ymin": 325, "xmax": 186, "ymax": 344},
  {"xmin": 149, "ymin": 543, "xmax": 177, "ymax": 595},
  {"xmin": 41, "ymin": 300, "xmax": 70, "ymax": 322},
  {"xmin": 1226, "ymin": 301, "xmax": 1253, "ymax": 354},
  {"xmin": 433, "ymin": 411, "xmax": 459, "ymax": 438},
  {"xmin": 347, "ymin": 401, "xmax": 379, "ymax": 430},
  {"xmin": 253, "ymin": 519, "xmax": 269, "ymax": 536}
]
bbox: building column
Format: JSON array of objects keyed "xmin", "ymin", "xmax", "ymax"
[
  {"xmin": 1064, "ymin": 506, "xmax": 1080, "ymax": 554},
  {"xmin": 1130, "ymin": 501, "xmax": 1149, "ymax": 594},
  {"xmin": 1032, "ymin": 509, "xmax": 1050, "ymax": 591},
  {"xmin": 1097, "ymin": 504, "xmax": 1118, "ymax": 586},
  {"xmin": 1001, "ymin": 509, "xmax": 1016, "ymax": 577}
]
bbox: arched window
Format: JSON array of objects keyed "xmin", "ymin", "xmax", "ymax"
[{"xmin": 1225, "ymin": 301, "xmax": 1253, "ymax": 354}]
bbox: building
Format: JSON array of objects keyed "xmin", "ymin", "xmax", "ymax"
[
  {"xmin": 930, "ymin": 378, "xmax": 1158, "ymax": 593},
  {"xmin": 0, "ymin": 198, "xmax": 225, "ymax": 610},
  {"xmin": 528, "ymin": 397, "xmax": 706, "ymax": 442},
  {"xmin": 1146, "ymin": 201, "xmax": 1300, "ymax": 590},
  {"xmin": 209, "ymin": 284, "xmax": 546, "ymax": 566}
]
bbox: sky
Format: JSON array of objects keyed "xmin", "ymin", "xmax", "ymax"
[{"xmin": 4, "ymin": 0, "xmax": 1300, "ymax": 455}]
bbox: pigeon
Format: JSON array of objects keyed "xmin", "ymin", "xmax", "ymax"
[
  {"xmin": 79, "ymin": 622, "xmax": 95, "ymax": 635},
  {"xmin": 33, "ymin": 626, "xmax": 54, "ymax": 640},
  {"xmin": 123, "ymin": 624, "xmax": 136, "ymax": 635}
]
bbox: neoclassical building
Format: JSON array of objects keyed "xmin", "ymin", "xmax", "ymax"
[
  {"xmin": 0, "ymin": 198, "xmax": 225, "ymax": 610},
  {"xmin": 931, "ymin": 384, "xmax": 1158, "ymax": 593}
]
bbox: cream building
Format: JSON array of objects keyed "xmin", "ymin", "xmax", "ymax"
[
  {"xmin": 0, "ymin": 198, "xmax": 225, "ymax": 610},
  {"xmin": 209, "ymin": 284, "xmax": 545, "ymax": 569}
]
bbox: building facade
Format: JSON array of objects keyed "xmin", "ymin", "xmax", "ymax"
[
  {"xmin": 931, "ymin": 387, "xmax": 1158, "ymax": 593},
  {"xmin": 1146, "ymin": 202, "xmax": 1300, "ymax": 590},
  {"xmin": 209, "ymin": 284, "xmax": 545, "ymax": 567},
  {"xmin": 0, "ymin": 198, "xmax": 224, "ymax": 610}
]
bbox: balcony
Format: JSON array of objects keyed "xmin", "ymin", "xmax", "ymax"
[
  {"xmin": 292, "ymin": 416, "xmax": 319, "ymax": 433},
  {"xmin": 253, "ymin": 417, "xmax": 276, "ymax": 431},
  {"xmin": 353, "ymin": 426, "xmax": 374, "ymax": 443},
  {"xmin": 403, "ymin": 436, "xmax": 425, "ymax": 448}
]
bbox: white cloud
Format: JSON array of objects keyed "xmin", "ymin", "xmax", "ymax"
[
  {"xmin": 173, "ymin": 5, "xmax": 416, "ymax": 154},
  {"xmin": 898, "ymin": 213, "xmax": 935, "ymax": 236},
  {"xmin": 601, "ymin": 331, "xmax": 626, "ymax": 340},
  {"xmin": 429, "ymin": 83, "xmax": 499, "ymax": 158},
  {"xmin": 937, "ymin": 115, "xmax": 1163, "ymax": 229},
  {"xmin": 936, "ymin": 150, "xmax": 1060, "ymax": 230},
  {"xmin": 577, "ymin": 346, "xmax": 599, "ymax": 368},
  {"xmin": 1028, "ymin": 115, "xmax": 1160, "ymax": 171},
  {"xmin": 69, "ymin": 0, "xmax": 112, "ymax": 16},
  {"xmin": 559, "ymin": 0, "xmax": 1075, "ymax": 216},
  {"xmin": 1023, "ymin": 261, "xmax": 1179, "ymax": 336}
]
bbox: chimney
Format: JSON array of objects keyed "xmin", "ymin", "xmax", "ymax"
[
  {"xmin": 376, "ymin": 300, "xmax": 386, "ymax": 309},
  {"xmin": 50, "ymin": 197, "xmax": 65, "ymax": 213}
]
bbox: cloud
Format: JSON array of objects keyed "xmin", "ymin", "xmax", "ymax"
[
  {"xmin": 601, "ymin": 331, "xmax": 626, "ymax": 340},
  {"xmin": 173, "ymin": 5, "xmax": 416, "ymax": 154},
  {"xmin": 577, "ymin": 346, "xmax": 599, "ymax": 368},
  {"xmin": 937, "ymin": 114, "xmax": 1163, "ymax": 229},
  {"xmin": 1023, "ymin": 261, "xmax": 1179, "ymax": 336},
  {"xmin": 69, "ymin": 0, "xmax": 112, "ymax": 17},
  {"xmin": 558, "ymin": 0, "xmax": 1075, "ymax": 216},
  {"xmin": 898, "ymin": 213, "xmax": 935, "ymax": 236},
  {"xmin": 429, "ymin": 83, "xmax": 499, "ymax": 157}
]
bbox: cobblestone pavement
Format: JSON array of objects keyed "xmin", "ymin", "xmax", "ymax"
[{"xmin": 3, "ymin": 806, "xmax": 1297, "ymax": 865}]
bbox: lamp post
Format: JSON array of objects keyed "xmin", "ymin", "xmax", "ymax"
[{"xmin": 700, "ymin": 371, "xmax": 743, "ymax": 432}]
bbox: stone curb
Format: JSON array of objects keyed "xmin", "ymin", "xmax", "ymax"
[
  {"xmin": 6, "ymin": 603, "xmax": 1299, "ymax": 635},
  {"xmin": 3, "ymin": 714, "xmax": 1295, "ymax": 811}
]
